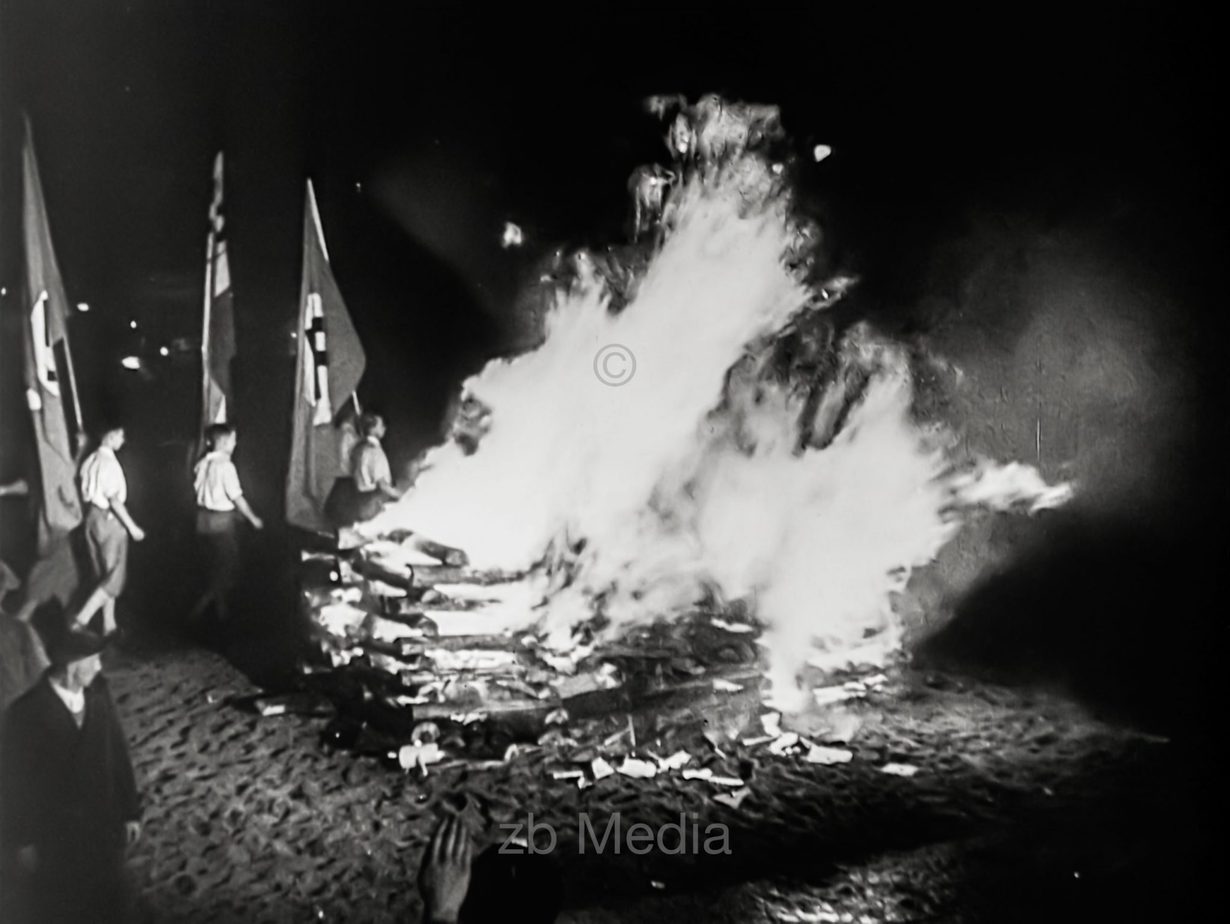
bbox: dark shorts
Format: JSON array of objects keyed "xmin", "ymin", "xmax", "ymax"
[
  {"xmin": 84, "ymin": 507, "xmax": 128, "ymax": 598},
  {"xmin": 355, "ymin": 489, "xmax": 386, "ymax": 523},
  {"xmin": 196, "ymin": 510, "xmax": 241, "ymax": 594},
  {"xmin": 323, "ymin": 478, "xmax": 386, "ymax": 528}
]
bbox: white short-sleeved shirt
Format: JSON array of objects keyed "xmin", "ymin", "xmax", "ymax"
[
  {"xmin": 80, "ymin": 446, "xmax": 127, "ymax": 509},
  {"xmin": 194, "ymin": 451, "xmax": 244, "ymax": 511},
  {"xmin": 352, "ymin": 437, "xmax": 392, "ymax": 493}
]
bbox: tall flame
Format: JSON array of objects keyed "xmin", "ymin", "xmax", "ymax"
[{"xmin": 368, "ymin": 102, "xmax": 1072, "ymax": 708}]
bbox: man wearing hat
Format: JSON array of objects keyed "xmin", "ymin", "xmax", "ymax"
[{"xmin": 0, "ymin": 629, "xmax": 141, "ymax": 923}]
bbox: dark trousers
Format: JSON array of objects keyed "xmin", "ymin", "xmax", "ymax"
[
  {"xmin": 2, "ymin": 859, "xmax": 134, "ymax": 924},
  {"xmin": 195, "ymin": 509, "xmax": 240, "ymax": 605}
]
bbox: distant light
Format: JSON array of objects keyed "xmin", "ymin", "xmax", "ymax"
[
  {"xmin": 0, "ymin": 287, "xmax": 7, "ymax": 297},
  {"xmin": 354, "ymin": 182, "xmax": 362, "ymax": 193},
  {"xmin": 159, "ymin": 346, "xmax": 170, "ymax": 357},
  {"xmin": 813, "ymin": 144, "xmax": 833, "ymax": 163},
  {"xmin": 501, "ymin": 221, "xmax": 524, "ymax": 249},
  {"xmin": 129, "ymin": 320, "xmax": 138, "ymax": 329},
  {"xmin": 77, "ymin": 302, "xmax": 90, "ymax": 312},
  {"xmin": 290, "ymin": 332, "xmax": 297, "ymax": 339},
  {"xmin": 120, "ymin": 356, "xmax": 141, "ymax": 370}
]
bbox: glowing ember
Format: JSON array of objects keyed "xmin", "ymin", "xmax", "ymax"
[
  {"xmin": 366, "ymin": 96, "xmax": 1072, "ymax": 709},
  {"xmin": 501, "ymin": 221, "xmax": 524, "ymax": 248}
]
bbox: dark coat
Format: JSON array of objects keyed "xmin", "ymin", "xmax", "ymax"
[{"xmin": 1, "ymin": 673, "xmax": 140, "ymax": 921}]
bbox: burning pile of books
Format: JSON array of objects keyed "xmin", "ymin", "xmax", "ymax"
[{"xmin": 294, "ymin": 534, "xmax": 766, "ymax": 769}]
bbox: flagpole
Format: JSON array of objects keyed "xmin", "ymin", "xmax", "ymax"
[
  {"xmin": 60, "ymin": 329, "xmax": 85, "ymax": 437},
  {"xmin": 307, "ymin": 179, "xmax": 330, "ymax": 262},
  {"xmin": 200, "ymin": 151, "xmax": 224, "ymax": 437},
  {"xmin": 200, "ymin": 222, "xmax": 215, "ymax": 430}
]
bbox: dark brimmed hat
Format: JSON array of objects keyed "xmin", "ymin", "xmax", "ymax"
[{"xmin": 47, "ymin": 627, "xmax": 108, "ymax": 667}]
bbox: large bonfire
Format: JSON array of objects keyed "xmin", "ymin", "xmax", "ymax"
[{"xmin": 359, "ymin": 94, "xmax": 1072, "ymax": 711}]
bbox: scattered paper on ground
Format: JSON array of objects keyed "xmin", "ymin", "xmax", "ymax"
[
  {"xmin": 618, "ymin": 757, "xmax": 658, "ymax": 779},
  {"xmin": 713, "ymin": 787, "xmax": 752, "ymax": 809},
  {"xmin": 590, "ymin": 757, "xmax": 615, "ymax": 780},
  {"xmin": 396, "ymin": 742, "xmax": 444, "ymax": 771},
  {"xmin": 880, "ymin": 762, "xmax": 920, "ymax": 777},
  {"xmin": 768, "ymin": 732, "xmax": 801, "ymax": 755},
  {"xmin": 658, "ymin": 750, "xmax": 692, "ymax": 771},
  {"xmin": 807, "ymin": 745, "xmax": 855, "ymax": 765}
]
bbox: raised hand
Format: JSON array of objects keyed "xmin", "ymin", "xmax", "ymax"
[{"xmin": 417, "ymin": 814, "xmax": 473, "ymax": 924}]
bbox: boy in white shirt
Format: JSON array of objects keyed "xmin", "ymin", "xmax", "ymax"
[
  {"xmin": 350, "ymin": 413, "xmax": 403, "ymax": 523},
  {"xmin": 188, "ymin": 424, "xmax": 263, "ymax": 625},
  {"xmin": 73, "ymin": 425, "xmax": 145, "ymax": 636}
]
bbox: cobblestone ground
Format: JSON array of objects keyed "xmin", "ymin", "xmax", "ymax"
[{"xmin": 106, "ymin": 646, "xmax": 1207, "ymax": 923}]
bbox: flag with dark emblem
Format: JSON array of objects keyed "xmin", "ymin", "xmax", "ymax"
[
  {"xmin": 285, "ymin": 180, "xmax": 366, "ymax": 531},
  {"xmin": 20, "ymin": 116, "xmax": 83, "ymax": 553},
  {"xmin": 201, "ymin": 151, "xmax": 235, "ymax": 434}
]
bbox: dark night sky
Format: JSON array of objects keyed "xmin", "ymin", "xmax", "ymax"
[{"xmin": 0, "ymin": 2, "xmax": 1222, "ymax": 496}]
